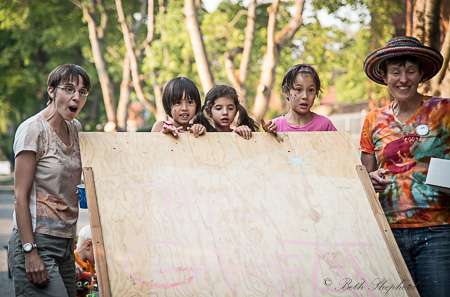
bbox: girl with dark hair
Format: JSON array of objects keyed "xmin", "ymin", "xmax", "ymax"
[
  {"xmin": 261, "ymin": 63, "xmax": 336, "ymax": 133},
  {"xmin": 194, "ymin": 85, "xmax": 258, "ymax": 140},
  {"xmin": 151, "ymin": 77, "xmax": 206, "ymax": 137}
]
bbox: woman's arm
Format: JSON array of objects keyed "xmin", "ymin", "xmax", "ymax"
[
  {"xmin": 361, "ymin": 152, "xmax": 378, "ymax": 173},
  {"xmin": 14, "ymin": 151, "xmax": 49, "ymax": 287}
]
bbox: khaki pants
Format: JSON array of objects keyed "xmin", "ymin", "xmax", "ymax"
[{"xmin": 8, "ymin": 229, "xmax": 76, "ymax": 297}]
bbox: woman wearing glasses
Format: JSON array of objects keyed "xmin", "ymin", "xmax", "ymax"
[{"xmin": 8, "ymin": 64, "xmax": 91, "ymax": 297}]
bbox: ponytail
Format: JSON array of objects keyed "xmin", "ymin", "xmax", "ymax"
[
  {"xmin": 236, "ymin": 104, "xmax": 259, "ymax": 132},
  {"xmin": 193, "ymin": 107, "xmax": 216, "ymax": 132}
]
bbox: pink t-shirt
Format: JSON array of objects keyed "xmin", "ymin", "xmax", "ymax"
[{"xmin": 271, "ymin": 113, "xmax": 337, "ymax": 132}]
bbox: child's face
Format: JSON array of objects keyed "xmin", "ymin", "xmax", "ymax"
[
  {"xmin": 209, "ymin": 97, "xmax": 237, "ymax": 132},
  {"xmin": 284, "ymin": 73, "xmax": 316, "ymax": 116},
  {"xmin": 170, "ymin": 94, "xmax": 197, "ymax": 128}
]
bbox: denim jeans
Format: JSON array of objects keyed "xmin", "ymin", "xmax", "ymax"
[{"xmin": 392, "ymin": 224, "xmax": 450, "ymax": 297}]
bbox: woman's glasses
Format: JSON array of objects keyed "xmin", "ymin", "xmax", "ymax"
[{"xmin": 57, "ymin": 86, "xmax": 89, "ymax": 97}]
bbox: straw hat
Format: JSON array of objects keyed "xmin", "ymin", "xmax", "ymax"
[{"xmin": 364, "ymin": 36, "xmax": 443, "ymax": 85}]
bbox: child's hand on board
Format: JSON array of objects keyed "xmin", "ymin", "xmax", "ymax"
[
  {"xmin": 162, "ymin": 121, "xmax": 180, "ymax": 137},
  {"xmin": 234, "ymin": 125, "xmax": 252, "ymax": 140},
  {"xmin": 260, "ymin": 118, "xmax": 277, "ymax": 134},
  {"xmin": 188, "ymin": 124, "xmax": 206, "ymax": 138}
]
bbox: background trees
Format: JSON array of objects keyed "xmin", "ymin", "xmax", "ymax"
[{"xmin": 0, "ymin": 0, "xmax": 449, "ymax": 163}]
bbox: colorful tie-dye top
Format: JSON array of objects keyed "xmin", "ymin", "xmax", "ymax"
[{"xmin": 360, "ymin": 96, "xmax": 450, "ymax": 228}]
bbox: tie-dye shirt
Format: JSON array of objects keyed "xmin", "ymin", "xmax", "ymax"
[{"xmin": 360, "ymin": 96, "xmax": 450, "ymax": 228}]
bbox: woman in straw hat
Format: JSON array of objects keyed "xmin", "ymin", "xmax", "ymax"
[{"xmin": 360, "ymin": 36, "xmax": 449, "ymax": 297}]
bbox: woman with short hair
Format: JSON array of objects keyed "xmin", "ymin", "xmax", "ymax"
[
  {"xmin": 8, "ymin": 64, "xmax": 91, "ymax": 297},
  {"xmin": 360, "ymin": 36, "xmax": 449, "ymax": 297}
]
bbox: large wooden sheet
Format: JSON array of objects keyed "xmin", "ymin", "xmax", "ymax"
[{"xmin": 80, "ymin": 131, "xmax": 417, "ymax": 297}]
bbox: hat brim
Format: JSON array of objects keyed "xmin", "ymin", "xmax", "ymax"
[{"xmin": 364, "ymin": 42, "xmax": 443, "ymax": 85}]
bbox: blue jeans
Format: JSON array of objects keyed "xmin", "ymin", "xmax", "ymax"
[{"xmin": 392, "ymin": 225, "xmax": 450, "ymax": 297}]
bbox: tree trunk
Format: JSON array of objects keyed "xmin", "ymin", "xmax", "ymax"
[
  {"xmin": 251, "ymin": 0, "xmax": 305, "ymax": 119},
  {"xmin": 431, "ymin": 24, "xmax": 450, "ymax": 96},
  {"xmin": 138, "ymin": 0, "xmax": 155, "ymax": 59},
  {"xmin": 412, "ymin": 0, "xmax": 426, "ymax": 42},
  {"xmin": 80, "ymin": 0, "xmax": 117, "ymax": 125},
  {"xmin": 154, "ymin": 81, "xmax": 166, "ymax": 121},
  {"xmin": 406, "ymin": 0, "xmax": 414, "ymax": 36},
  {"xmin": 184, "ymin": 0, "xmax": 214, "ymax": 93},
  {"xmin": 424, "ymin": 0, "xmax": 441, "ymax": 48},
  {"xmin": 224, "ymin": 51, "xmax": 241, "ymax": 92},
  {"xmin": 223, "ymin": 0, "xmax": 256, "ymax": 109},
  {"xmin": 117, "ymin": 54, "xmax": 131, "ymax": 131},
  {"xmin": 115, "ymin": 0, "xmax": 156, "ymax": 114},
  {"xmin": 151, "ymin": 0, "xmax": 168, "ymax": 122},
  {"xmin": 237, "ymin": 0, "xmax": 256, "ymax": 108},
  {"xmin": 415, "ymin": 0, "xmax": 445, "ymax": 95}
]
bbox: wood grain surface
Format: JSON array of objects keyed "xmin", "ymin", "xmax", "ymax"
[{"xmin": 79, "ymin": 131, "xmax": 417, "ymax": 297}]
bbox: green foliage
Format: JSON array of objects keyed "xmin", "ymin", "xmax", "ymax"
[
  {"xmin": 0, "ymin": 0, "xmax": 95, "ymax": 160},
  {"xmin": 334, "ymin": 28, "xmax": 390, "ymax": 103},
  {"xmin": 280, "ymin": 0, "xmax": 401, "ymax": 106},
  {"xmin": 0, "ymin": 0, "xmax": 407, "ymax": 160},
  {"xmin": 143, "ymin": 0, "xmax": 198, "ymax": 87}
]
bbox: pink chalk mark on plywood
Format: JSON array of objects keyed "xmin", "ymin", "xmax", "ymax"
[{"xmin": 124, "ymin": 240, "xmax": 209, "ymax": 289}]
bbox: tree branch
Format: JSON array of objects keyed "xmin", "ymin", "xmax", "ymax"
[{"xmin": 115, "ymin": 0, "xmax": 156, "ymax": 113}]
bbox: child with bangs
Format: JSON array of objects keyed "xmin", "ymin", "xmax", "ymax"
[
  {"xmin": 151, "ymin": 77, "xmax": 206, "ymax": 137},
  {"xmin": 261, "ymin": 64, "xmax": 337, "ymax": 133}
]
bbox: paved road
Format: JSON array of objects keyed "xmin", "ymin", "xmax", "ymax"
[{"xmin": 0, "ymin": 181, "xmax": 91, "ymax": 296}]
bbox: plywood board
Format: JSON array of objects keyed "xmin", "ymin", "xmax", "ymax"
[{"xmin": 79, "ymin": 131, "xmax": 418, "ymax": 297}]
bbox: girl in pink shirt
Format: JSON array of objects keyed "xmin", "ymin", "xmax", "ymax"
[{"xmin": 261, "ymin": 64, "xmax": 336, "ymax": 132}]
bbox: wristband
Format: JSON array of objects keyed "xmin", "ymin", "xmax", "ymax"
[{"xmin": 163, "ymin": 121, "xmax": 173, "ymax": 129}]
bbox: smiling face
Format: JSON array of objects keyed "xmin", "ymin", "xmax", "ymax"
[
  {"xmin": 382, "ymin": 61, "xmax": 423, "ymax": 103},
  {"xmin": 284, "ymin": 73, "xmax": 317, "ymax": 116},
  {"xmin": 209, "ymin": 97, "xmax": 237, "ymax": 132},
  {"xmin": 170, "ymin": 93, "xmax": 197, "ymax": 129},
  {"xmin": 48, "ymin": 76, "xmax": 87, "ymax": 121}
]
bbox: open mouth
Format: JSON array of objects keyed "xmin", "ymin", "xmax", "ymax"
[
  {"xmin": 179, "ymin": 114, "xmax": 189, "ymax": 120},
  {"xmin": 69, "ymin": 106, "xmax": 78, "ymax": 113},
  {"xmin": 299, "ymin": 103, "xmax": 308, "ymax": 108}
]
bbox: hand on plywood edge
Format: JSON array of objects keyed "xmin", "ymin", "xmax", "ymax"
[{"xmin": 368, "ymin": 168, "xmax": 393, "ymax": 193}]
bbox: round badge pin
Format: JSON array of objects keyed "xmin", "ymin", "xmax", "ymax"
[{"xmin": 415, "ymin": 124, "xmax": 429, "ymax": 136}]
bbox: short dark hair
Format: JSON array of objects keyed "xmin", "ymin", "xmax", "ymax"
[
  {"xmin": 281, "ymin": 64, "xmax": 321, "ymax": 99},
  {"xmin": 162, "ymin": 77, "xmax": 201, "ymax": 116},
  {"xmin": 379, "ymin": 55, "xmax": 425, "ymax": 76},
  {"xmin": 47, "ymin": 64, "xmax": 91, "ymax": 104}
]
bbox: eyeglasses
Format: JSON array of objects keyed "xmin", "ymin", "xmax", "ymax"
[{"xmin": 56, "ymin": 86, "xmax": 89, "ymax": 97}]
